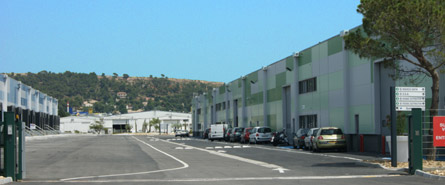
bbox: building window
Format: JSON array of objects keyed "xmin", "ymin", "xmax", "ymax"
[
  {"xmin": 299, "ymin": 115, "xmax": 317, "ymax": 128},
  {"xmin": 222, "ymin": 102, "xmax": 226, "ymax": 110},
  {"xmin": 299, "ymin": 77, "xmax": 317, "ymax": 94}
]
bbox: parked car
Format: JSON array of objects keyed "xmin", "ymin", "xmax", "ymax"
[
  {"xmin": 203, "ymin": 128, "xmax": 210, "ymax": 139},
  {"xmin": 249, "ymin": 126, "xmax": 272, "ymax": 144},
  {"xmin": 229, "ymin": 127, "xmax": 244, "ymax": 142},
  {"xmin": 240, "ymin": 127, "xmax": 253, "ymax": 143},
  {"xmin": 293, "ymin": 128, "xmax": 310, "ymax": 149},
  {"xmin": 224, "ymin": 128, "xmax": 232, "ymax": 142},
  {"xmin": 175, "ymin": 130, "xmax": 189, "ymax": 137},
  {"xmin": 304, "ymin": 128, "xmax": 319, "ymax": 151},
  {"xmin": 312, "ymin": 127, "xmax": 346, "ymax": 152}
]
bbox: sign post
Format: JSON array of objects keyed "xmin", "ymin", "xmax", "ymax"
[{"xmin": 395, "ymin": 87, "xmax": 425, "ymax": 111}]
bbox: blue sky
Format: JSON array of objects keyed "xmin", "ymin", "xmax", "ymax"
[{"xmin": 0, "ymin": 0, "xmax": 362, "ymax": 82}]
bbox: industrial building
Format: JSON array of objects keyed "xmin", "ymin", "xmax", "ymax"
[
  {"xmin": 0, "ymin": 74, "xmax": 59, "ymax": 130},
  {"xmin": 191, "ymin": 27, "xmax": 441, "ymax": 153},
  {"xmin": 60, "ymin": 110, "xmax": 192, "ymax": 134}
]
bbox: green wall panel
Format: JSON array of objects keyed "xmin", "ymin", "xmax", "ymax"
[
  {"xmin": 329, "ymin": 108, "xmax": 344, "ymax": 130},
  {"xmin": 267, "ymin": 88, "xmax": 282, "ymax": 102},
  {"xmin": 298, "ymin": 63, "xmax": 312, "ymax": 80},
  {"xmin": 219, "ymin": 85, "xmax": 225, "ymax": 95},
  {"xmin": 268, "ymin": 114, "xmax": 277, "ymax": 131},
  {"xmin": 328, "ymin": 36, "xmax": 343, "ymax": 56},
  {"xmin": 298, "ymin": 48, "xmax": 312, "ymax": 66},
  {"xmin": 286, "ymin": 56, "xmax": 294, "ymax": 70},
  {"xmin": 349, "ymin": 105, "xmax": 374, "ymax": 134},
  {"xmin": 276, "ymin": 72, "xmax": 286, "ymax": 87}
]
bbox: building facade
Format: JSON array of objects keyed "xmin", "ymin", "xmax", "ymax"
[
  {"xmin": 0, "ymin": 74, "xmax": 59, "ymax": 129},
  {"xmin": 60, "ymin": 110, "xmax": 192, "ymax": 134},
  {"xmin": 191, "ymin": 27, "xmax": 443, "ymax": 152}
]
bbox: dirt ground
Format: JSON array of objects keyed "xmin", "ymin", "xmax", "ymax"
[{"xmin": 364, "ymin": 160, "xmax": 445, "ymax": 176}]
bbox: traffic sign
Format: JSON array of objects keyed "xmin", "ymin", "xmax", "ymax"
[
  {"xmin": 433, "ymin": 116, "xmax": 445, "ymax": 147},
  {"xmin": 395, "ymin": 86, "xmax": 425, "ymax": 111}
]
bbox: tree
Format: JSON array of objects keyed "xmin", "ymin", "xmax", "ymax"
[
  {"xmin": 149, "ymin": 118, "xmax": 161, "ymax": 133},
  {"xmin": 89, "ymin": 120, "xmax": 104, "ymax": 134},
  {"xmin": 344, "ymin": 0, "xmax": 445, "ymax": 159},
  {"xmin": 123, "ymin": 74, "xmax": 129, "ymax": 80},
  {"xmin": 142, "ymin": 119, "xmax": 148, "ymax": 133},
  {"xmin": 125, "ymin": 123, "xmax": 133, "ymax": 133}
]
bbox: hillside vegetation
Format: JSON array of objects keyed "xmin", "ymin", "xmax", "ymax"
[{"xmin": 10, "ymin": 71, "xmax": 222, "ymax": 116}]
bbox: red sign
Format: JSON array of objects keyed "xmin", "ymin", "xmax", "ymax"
[{"xmin": 433, "ymin": 116, "xmax": 445, "ymax": 147}]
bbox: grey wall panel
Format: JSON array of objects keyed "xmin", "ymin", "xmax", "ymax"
[
  {"xmin": 328, "ymin": 52, "xmax": 345, "ymax": 73},
  {"xmin": 350, "ymin": 84, "xmax": 373, "ymax": 106},
  {"xmin": 329, "ymin": 89, "xmax": 345, "ymax": 108},
  {"xmin": 351, "ymin": 64, "xmax": 371, "ymax": 86},
  {"xmin": 318, "ymin": 58, "xmax": 329, "ymax": 76},
  {"xmin": 312, "ymin": 59, "xmax": 320, "ymax": 77}
]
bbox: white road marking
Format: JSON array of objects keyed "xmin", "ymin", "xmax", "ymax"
[
  {"xmin": 215, "ymin": 146, "xmax": 223, "ymax": 149},
  {"xmin": 224, "ymin": 146, "xmax": 232, "ymax": 148},
  {"xmin": 175, "ymin": 147, "xmax": 184, "ymax": 150},
  {"xmin": 184, "ymin": 147, "xmax": 193, "ymax": 150},
  {"xmin": 273, "ymin": 168, "xmax": 288, "ymax": 173},
  {"xmin": 60, "ymin": 136, "xmax": 189, "ymax": 181},
  {"xmin": 242, "ymin": 145, "xmax": 251, "ymax": 148},
  {"xmin": 233, "ymin": 146, "xmax": 242, "ymax": 148},
  {"xmin": 217, "ymin": 150, "xmax": 226, "ymax": 153},
  {"xmin": 160, "ymin": 139, "xmax": 288, "ymax": 173},
  {"xmin": 205, "ymin": 147, "xmax": 214, "ymax": 149},
  {"xmin": 40, "ymin": 174, "xmax": 401, "ymax": 183}
]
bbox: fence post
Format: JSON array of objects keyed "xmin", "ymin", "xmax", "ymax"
[
  {"xmin": 390, "ymin": 86, "xmax": 397, "ymax": 167},
  {"xmin": 409, "ymin": 108, "xmax": 423, "ymax": 174},
  {"xmin": 3, "ymin": 112, "xmax": 16, "ymax": 181}
]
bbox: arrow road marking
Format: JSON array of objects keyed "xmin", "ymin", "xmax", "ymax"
[{"xmin": 273, "ymin": 168, "xmax": 289, "ymax": 174}]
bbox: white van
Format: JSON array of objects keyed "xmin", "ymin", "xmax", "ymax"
[{"xmin": 209, "ymin": 124, "xmax": 226, "ymax": 141}]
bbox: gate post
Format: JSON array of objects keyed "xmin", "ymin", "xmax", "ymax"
[
  {"xmin": 3, "ymin": 112, "xmax": 16, "ymax": 181},
  {"xmin": 409, "ymin": 108, "xmax": 423, "ymax": 174}
]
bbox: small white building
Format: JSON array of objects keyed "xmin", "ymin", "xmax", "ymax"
[{"xmin": 60, "ymin": 110, "xmax": 192, "ymax": 134}]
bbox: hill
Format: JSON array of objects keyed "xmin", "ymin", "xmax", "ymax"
[{"xmin": 9, "ymin": 71, "xmax": 223, "ymax": 116}]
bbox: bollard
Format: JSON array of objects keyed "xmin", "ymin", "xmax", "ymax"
[
  {"xmin": 360, "ymin": 134, "xmax": 364, "ymax": 152},
  {"xmin": 381, "ymin": 135, "xmax": 386, "ymax": 155}
]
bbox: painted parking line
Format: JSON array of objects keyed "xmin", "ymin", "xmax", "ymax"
[
  {"xmin": 60, "ymin": 136, "xmax": 189, "ymax": 181},
  {"xmin": 159, "ymin": 139, "xmax": 288, "ymax": 173},
  {"xmin": 34, "ymin": 174, "xmax": 401, "ymax": 183}
]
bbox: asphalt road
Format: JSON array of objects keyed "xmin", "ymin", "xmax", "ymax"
[{"xmin": 13, "ymin": 134, "xmax": 443, "ymax": 185}]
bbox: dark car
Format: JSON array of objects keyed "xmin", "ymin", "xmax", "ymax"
[
  {"xmin": 293, "ymin": 128, "xmax": 310, "ymax": 149},
  {"xmin": 224, "ymin": 128, "xmax": 232, "ymax": 142},
  {"xmin": 240, "ymin": 127, "xmax": 252, "ymax": 143},
  {"xmin": 229, "ymin": 127, "xmax": 244, "ymax": 142},
  {"xmin": 203, "ymin": 128, "xmax": 210, "ymax": 139}
]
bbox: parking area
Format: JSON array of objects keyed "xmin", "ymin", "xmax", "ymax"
[{"xmin": 13, "ymin": 134, "xmax": 444, "ymax": 185}]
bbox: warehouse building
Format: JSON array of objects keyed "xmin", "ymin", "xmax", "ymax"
[
  {"xmin": 0, "ymin": 74, "xmax": 59, "ymax": 130},
  {"xmin": 191, "ymin": 27, "xmax": 441, "ymax": 153},
  {"xmin": 60, "ymin": 110, "xmax": 192, "ymax": 134}
]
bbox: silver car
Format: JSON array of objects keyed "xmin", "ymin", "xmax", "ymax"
[
  {"xmin": 249, "ymin": 126, "xmax": 272, "ymax": 144},
  {"xmin": 304, "ymin": 128, "xmax": 319, "ymax": 150}
]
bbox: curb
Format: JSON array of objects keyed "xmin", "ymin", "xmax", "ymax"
[
  {"xmin": 354, "ymin": 161, "xmax": 407, "ymax": 172},
  {"xmin": 415, "ymin": 170, "xmax": 445, "ymax": 180},
  {"xmin": 0, "ymin": 177, "xmax": 12, "ymax": 184}
]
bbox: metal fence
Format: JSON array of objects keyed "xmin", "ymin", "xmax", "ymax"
[{"xmin": 422, "ymin": 109, "xmax": 445, "ymax": 161}]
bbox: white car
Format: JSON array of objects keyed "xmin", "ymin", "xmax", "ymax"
[
  {"xmin": 175, "ymin": 130, "xmax": 189, "ymax": 137},
  {"xmin": 249, "ymin": 127, "xmax": 272, "ymax": 144},
  {"xmin": 304, "ymin": 128, "xmax": 319, "ymax": 150}
]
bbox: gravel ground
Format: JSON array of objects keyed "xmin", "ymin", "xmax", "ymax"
[{"xmin": 365, "ymin": 160, "xmax": 445, "ymax": 176}]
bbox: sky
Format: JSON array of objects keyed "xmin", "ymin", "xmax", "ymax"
[{"xmin": 0, "ymin": 0, "xmax": 363, "ymax": 82}]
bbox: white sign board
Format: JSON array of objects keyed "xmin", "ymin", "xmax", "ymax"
[
  {"xmin": 30, "ymin": 123, "xmax": 36, "ymax": 130},
  {"xmin": 395, "ymin": 86, "xmax": 425, "ymax": 111}
]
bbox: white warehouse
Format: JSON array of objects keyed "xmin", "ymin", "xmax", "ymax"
[{"xmin": 60, "ymin": 110, "xmax": 192, "ymax": 134}]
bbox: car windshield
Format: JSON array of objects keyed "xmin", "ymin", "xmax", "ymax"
[
  {"xmin": 320, "ymin": 129, "xmax": 343, "ymax": 135},
  {"xmin": 235, "ymin": 128, "xmax": 244, "ymax": 132},
  {"xmin": 258, "ymin": 128, "xmax": 271, "ymax": 133}
]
